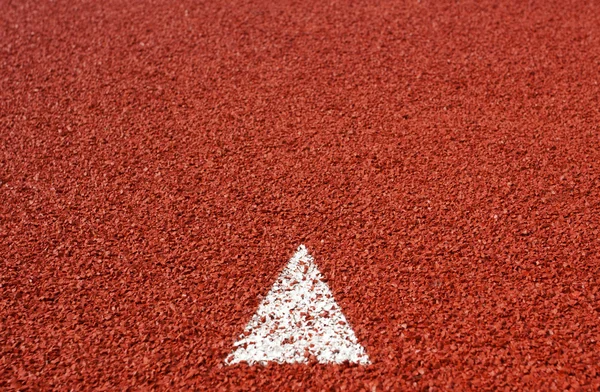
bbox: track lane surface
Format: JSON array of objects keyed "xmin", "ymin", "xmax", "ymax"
[{"xmin": 2, "ymin": 0, "xmax": 600, "ymax": 389}]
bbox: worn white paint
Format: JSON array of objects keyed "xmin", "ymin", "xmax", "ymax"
[{"xmin": 225, "ymin": 244, "xmax": 370, "ymax": 365}]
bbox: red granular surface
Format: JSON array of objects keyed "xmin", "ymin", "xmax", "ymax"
[{"xmin": 2, "ymin": 0, "xmax": 600, "ymax": 389}]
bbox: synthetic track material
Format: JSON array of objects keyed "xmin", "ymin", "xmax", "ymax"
[{"xmin": 1, "ymin": 0, "xmax": 600, "ymax": 390}]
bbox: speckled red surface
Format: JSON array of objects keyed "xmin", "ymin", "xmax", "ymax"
[{"xmin": 2, "ymin": 0, "xmax": 600, "ymax": 390}]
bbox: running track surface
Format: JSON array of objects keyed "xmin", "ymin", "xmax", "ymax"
[{"xmin": 2, "ymin": 0, "xmax": 600, "ymax": 390}]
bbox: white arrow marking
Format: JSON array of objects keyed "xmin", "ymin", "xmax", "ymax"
[{"xmin": 226, "ymin": 244, "xmax": 370, "ymax": 365}]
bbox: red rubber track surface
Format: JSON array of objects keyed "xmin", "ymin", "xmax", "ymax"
[{"xmin": 2, "ymin": 0, "xmax": 600, "ymax": 389}]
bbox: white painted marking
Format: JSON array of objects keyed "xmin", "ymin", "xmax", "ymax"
[{"xmin": 225, "ymin": 244, "xmax": 370, "ymax": 365}]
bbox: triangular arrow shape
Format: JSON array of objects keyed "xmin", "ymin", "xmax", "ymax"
[{"xmin": 226, "ymin": 244, "xmax": 370, "ymax": 365}]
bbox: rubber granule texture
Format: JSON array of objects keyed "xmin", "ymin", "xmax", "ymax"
[{"xmin": 1, "ymin": 0, "xmax": 600, "ymax": 390}]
